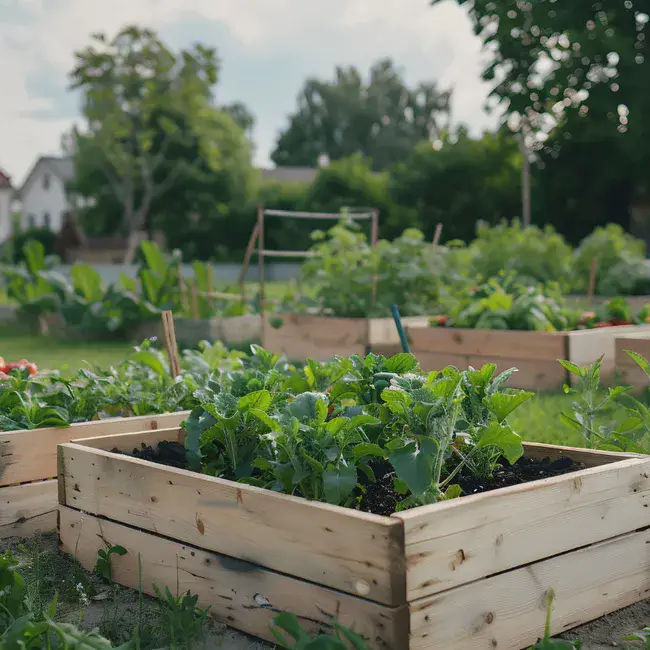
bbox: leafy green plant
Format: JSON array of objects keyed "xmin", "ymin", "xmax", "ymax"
[
  {"xmin": 270, "ymin": 612, "xmax": 367, "ymax": 650},
  {"xmin": 559, "ymin": 356, "xmax": 644, "ymax": 452},
  {"xmin": 527, "ymin": 589, "xmax": 581, "ymax": 649},
  {"xmin": 95, "ymin": 545, "xmax": 128, "ymax": 583},
  {"xmin": 151, "ymin": 585, "xmax": 210, "ymax": 649},
  {"xmin": 623, "ymin": 628, "xmax": 650, "ymax": 648}
]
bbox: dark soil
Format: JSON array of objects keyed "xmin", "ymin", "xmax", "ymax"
[
  {"xmin": 455, "ymin": 455, "xmax": 585, "ymax": 496},
  {"xmin": 117, "ymin": 442, "xmax": 585, "ymax": 516},
  {"xmin": 114, "ymin": 441, "xmax": 187, "ymax": 469}
]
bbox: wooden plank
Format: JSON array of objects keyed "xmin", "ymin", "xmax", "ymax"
[
  {"xmin": 369, "ymin": 316, "xmax": 430, "ymax": 347},
  {"xmin": 70, "ymin": 427, "xmax": 184, "ymax": 450},
  {"xmin": 409, "ymin": 527, "xmax": 650, "ymax": 650},
  {"xmin": 58, "ymin": 441, "xmax": 405, "ymax": 606},
  {"xmin": 0, "ymin": 480, "xmax": 58, "ymax": 538},
  {"xmin": 394, "ymin": 456, "xmax": 650, "ymax": 600},
  {"xmin": 521, "ymin": 440, "xmax": 639, "ymax": 466},
  {"xmin": 217, "ymin": 314, "xmax": 261, "ymax": 344},
  {"xmin": 0, "ymin": 411, "xmax": 188, "ymax": 487},
  {"xmin": 408, "ymin": 327, "xmax": 566, "ymax": 361},
  {"xmin": 59, "ymin": 507, "xmax": 408, "ymax": 649},
  {"xmin": 263, "ymin": 314, "xmax": 368, "ymax": 361},
  {"xmin": 263, "ymin": 209, "xmax": 374, "ymax": 220},
  {"xmin": 414, "ymin": 351, "xmax": 566, "ymax": 391}
]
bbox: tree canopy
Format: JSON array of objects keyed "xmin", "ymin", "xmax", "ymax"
[{"xmin": 271, "ymin": 58, "xmax": 452, "ymax": 171}]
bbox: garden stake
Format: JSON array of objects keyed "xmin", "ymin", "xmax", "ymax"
[
  {"xmin": 161, "ymin": 310, "xmax": 181, "ymax": 377},
  {"xmin": 391, "ymin": 304, "xmax": 411, "ymax": 353}
]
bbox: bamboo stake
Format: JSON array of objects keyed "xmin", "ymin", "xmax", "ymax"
[
  {"xmin": 190, "ymin": 284, "xmax": 199, "ymax": 320},
  {"xmin": 587, "ymin": 257, "xmax": 598, "ymax": 304},
  {"xmin": 433, "ymin": 223, "xmax": 443, "ymax": 246},
  {"xmin": 161, "ymin": 311, "xmax": 181, "ymax": 378},
  {"xmin": 258, "ymin": 203, "xmax": 266, "ymax": 316}
]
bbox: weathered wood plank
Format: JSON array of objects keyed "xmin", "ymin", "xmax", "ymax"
[
  {"xmin": 58, "ymin": 441, "xmax": 405, "ymax": 606},
  {"xmin": 0, "ymin": 480, "xmax": 58, "ymax": 538},
  {"xmin": 521, "ymin": 440, "xmax": 639, "ymax": 466},
  {"xmin": 369, "ymin": 316, "xmax": 430, "ymax": 347},
  {"xmin": 59, "ymin": 507, "xmax": 408, "ymax": 649},
  {"xmin": 408, "ymin": 328, "xmax": 567, "ymax": 360},
  {"xmin": 263, "ymin": 314, "xmax": 368, "ymax": 360},
  {"xmin": 615, "ymin": 334, "xmax": 650, "ymax": 387},
  {"xmin": 409, "ymin": 527, "xmax": 650, "ymax": 650},
  {"xmin": 394, "ymin": 456, "xmax": 650, "ymax": 601},
  {"xmin": 414, "ymin": 351, "xmax": 566, "ymax": 390},
  {"xmin": 0, "ymin": 411, "xmax": 188, "ymax": 487}
]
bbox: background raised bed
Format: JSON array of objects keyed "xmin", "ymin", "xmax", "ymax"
[
  {"xmin": 263, "ymin": 313, "xmax": 430, "ymax": 361},
  {"xmin": 58, "ymin": 427, "xmax": 650, "ymax": 649},
  {"xmin": 615, "ymin": 331, "xmax": 650, "ymax": 387},
  {"xmin": 0, "ymin": 411, "xmax": 187, "ymax": 538},
  {"xmin": 408, "ymin": 324, "xmax": 650, "ymax": 390}
]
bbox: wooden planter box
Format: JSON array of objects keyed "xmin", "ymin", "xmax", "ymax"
[
  {"xmin": 128, "ymin": 315, "xmax": 261, "ymax": 347},
  {"xmin": 263, "ymin": 314, "xmax": 430, "ymax": 361},
  {"xmin": 615, "ymin": 331, "xmax": 650, "ymax": 387},
  {"xmin": 566, "ymin": 295, "xmax": 650, "ymax": 313},
  {"xmin": 408, "ymin": 325, "xmax": 650, "ymax": 391},
  {"xmin": 0, "ymin": 411, "xmax": 188, "ymax": 539},
  {"xmin": 58, "ymin": 427, "xmax": 650, "ymax": 649}
]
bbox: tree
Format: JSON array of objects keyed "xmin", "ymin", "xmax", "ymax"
[
  {"xmin": 271, "ymin": 58, "xmax": 452, "ymax": 171},
  {"xmin": 389, "ymin": 127, "xmax": 521, "ymax": 242},
  {"xmin": 70, "ymin": 25, "xmax": 252, "ymax": 260},
  {"xmin": 439, "ymin": 0, "xmax": 650, "ymax": 202}
]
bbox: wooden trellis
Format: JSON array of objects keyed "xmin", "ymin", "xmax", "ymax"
[{"xmin": 238, "ymin": 205, "xmax": 379, "ymax": 315}]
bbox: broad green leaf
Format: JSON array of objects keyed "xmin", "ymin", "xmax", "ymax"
[
  {"xmin": 71, "ymin": 263, "xmax": 104, "ymax": 301},
  {"xmin": 119, "ymin": 273, "xmax": 137, "ymax": 291},
  {"xmin": 249, "ymin": 408, "xmax": 281, "ymax": 432},
  {"xmin": 353, "ymin": 443, "xmax": 386, "ymax": 462},
  {"xmin": 380, "ymin": 388, "xmax": 413, "ymax": 415},
  {"xmin": 326, "ymin": 417, "xmax": 350, "ymax": 435},
  {"xmin": 348, "ymin": 414, "xmax": 380, "ymax": 428},
  {"xmin": 560, "ymin": 413, "xmax": 585, "ymax": 433},
  {"xmin": 385, "ymin": 353, "xmax": 419, "ymax": 374},
  {"xmin": 140, "ymin": 240, "xmax": 168, "ymax": 277},
  {"xmin": 302, "ymin": 451, "xmax": 325, "ymax": 474},
  {"xmin": 477, "ymin": 422, "xmax": 524, "ymax": 464},
  {"xmin": 289, "ymin": 392, "xmax": 329, "ymax": 423},
  {"xmin": 389, "ymin": 438, "xmax": 438, "ymax": 496},
  {"xmin": 443, "ymin": 484, "xmax": 462, "ymax": 500},
  {"xmin": 483, "ymin": 391, "xmax": 533, "ymax": 422},
  {"xmin": 252, "ymin": 458, "xmax": 273, "ymax": 471},
  {"xmin": 323, "ymin": 464, "xmax": 358, "ymax": 505},
  {"xmin": 626, "ymin": 350, "xmax": 650, "ymax": 378},
  {"xmin": 129, "ymin": 350, "xmax": 168, "ymax": 377},
  {"xmin": 238, "ymin": 390, "xmax": 271, "ymax": 413}
]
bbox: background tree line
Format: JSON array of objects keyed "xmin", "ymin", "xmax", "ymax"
[{"xmin": 51, "ymin": 12, "xmax": 647, "ymax": 262}]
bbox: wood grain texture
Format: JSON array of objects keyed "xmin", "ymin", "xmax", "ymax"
[
  {"xmin": 408, "ymin": 327, "xmax": 566, "ymax": 360},
  {"xmin": 263, "ymin": 314, "xmax": 369, "ymax": 360},
  {"xmin": 615, "ymin": 334, "xmax": 650, "ymax": 387},
  {"xmin": 0, "ymin": 480, "xmax": 58, "ymax": 538},
  {"xmin": 394, "ymin": 455, "xmax": 650, "ymax": 600},
  {"xmin": 58, "ymin": 440, "xmax": 405, "ymax": 606},
  {"xmin": 59, "ymin": 507, "xmax": 408, "ymax": 649},
  {"xmin": 0, "ymin": 411, "xmax": 188, "ymax": 487},
  {"xmin": 414, "ymin": 351, "xmax": 566, "ymax": 391},
  {"xmin": 409, "ymin": 527, "xmax": 650, "ymax": 650},
  {"xmin": 369, "ymin": 316, "xmax": 430, "ymax": 347}
]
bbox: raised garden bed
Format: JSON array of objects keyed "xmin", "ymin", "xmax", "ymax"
[
  {"xmin": 0, "ymin": 411, "xmax": 188, "ymax": 539},
  {"xmin": 408, "ymin": 324, "xmax": 650, "ymax": 391},
  {"xmin": 263, "ymin": 314, "xmax": 430, "ymax": 361},
  {"xmin": 128, "ymin": 314, "xmax": 261, "ymax": 347},
  {"xmin": 58, "ymin": 426, "xmax": 650, "ymax": 649},
  {"xmin": 615, "ymin": 331, "xmax": 650, "ymax": 387}
]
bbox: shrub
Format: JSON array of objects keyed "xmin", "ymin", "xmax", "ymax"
[
  {"xmin": 12, "ymin": 228, "xmax": 57, "ymax": 264},
  {"xmin": 572, "ymin": 224, "xmax": 649, "ymax": 295}
]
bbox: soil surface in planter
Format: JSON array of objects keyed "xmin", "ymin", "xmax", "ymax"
[{"xmin": 119, "ymin": 443, "xmax": 585, "ymax": 517}]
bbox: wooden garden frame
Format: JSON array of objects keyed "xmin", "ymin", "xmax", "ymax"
[
  {"xmin": 407, "ymin": 324, "xmax": 650, "ymax": 391},
  {"xmin": 615, "ymin": 330, "xmax": 650, "ymax": 387},
  {"xmin": 0, "ymin": 412, "xmax": 188, "ymax": 539},
  {"xmin": 58, "ymin": 427, "xmax": 650, "ymax": 649}
]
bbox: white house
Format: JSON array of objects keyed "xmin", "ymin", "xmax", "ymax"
[
  {"xmin": 19, "ymin": 156, "xmax": 75, "ymax": 233},
  {"xmin": 0, "ymin": 167, "xmax": 13, "ymax": 242}
]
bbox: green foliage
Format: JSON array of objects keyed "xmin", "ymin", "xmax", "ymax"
[
  {"xmin": 442, "ymin": 273, "xmax": 574, "ymax": 332},
  {"xmin": 151, "ymin": 585, "xmax": 210, "ymax": 648},
  {"xmin": 95, "ymin": 546, "xmax": 128, "ymax": 584},
  {"xmin": 467, "ymin": 220, "xmax": 573, "ymax": 288},
  {"xmin": 271, "ymin": 612, "xmax": 368, "ymax": 649},
  {"xmin": 622, "ymin": 628, "xmax": 650, "ymax": 648},
  {"xmin": 184, "ymin": 349, "xmax": 531, "ymax": 512},
  {"xmin": 572, "ymin": 224, "xmax": 649, "ymax": 296},
  {"xmin": 527, "ymin": 590, "xmax": 581, "ymax": 649},
  {"xmin": 11, "ymin": 229, "xmax": 57, "ymax": 264},
  {"xmin": 272, "ymin": 58, "xmax": 451, "ymax": 171}
]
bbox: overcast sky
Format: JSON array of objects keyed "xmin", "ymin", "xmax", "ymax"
[{"xmin": 0, "ymin": 0, "xmax": 499, "ymax": 185}]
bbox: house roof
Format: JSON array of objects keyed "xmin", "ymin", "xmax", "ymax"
[
  {"xmin": 19, "ymin": 156, "xmax": 75, "ymax": 195},
  {"xmin": 0, "ymin": 166, "xmax": 11, "ymax": 189},
  {"xmin": 261, "ymin": 167, "xmax": 319, "ymax": 184}
]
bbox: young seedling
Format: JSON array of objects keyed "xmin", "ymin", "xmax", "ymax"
[
  {"xmin": 528, "ymin": 589, "xmax": 581, "ymax": 649},
  {"xmin": 95, "ymin": 545, "xmax": 128, "ymax": 583}
]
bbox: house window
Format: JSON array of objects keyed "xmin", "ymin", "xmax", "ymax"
[
  {"xmin": 43, "ymin": 173, "xmax": 50, "ymax": 190},
  {"xmin": 27, "ymin": 214, "xmax": 36, "ymax": 229},
  {"xmin": 43, "ymin": 212, "xmax": 51, "ymax": 229}
]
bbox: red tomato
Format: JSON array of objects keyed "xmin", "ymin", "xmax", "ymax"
[{"xmin": 435, "ymin": 315, "xmax": 448, "ymax": 326}]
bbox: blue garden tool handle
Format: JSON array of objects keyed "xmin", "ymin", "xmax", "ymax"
[{"xmin": 390, "ymin": 304, "xmax": 411, "ymax": 353}]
